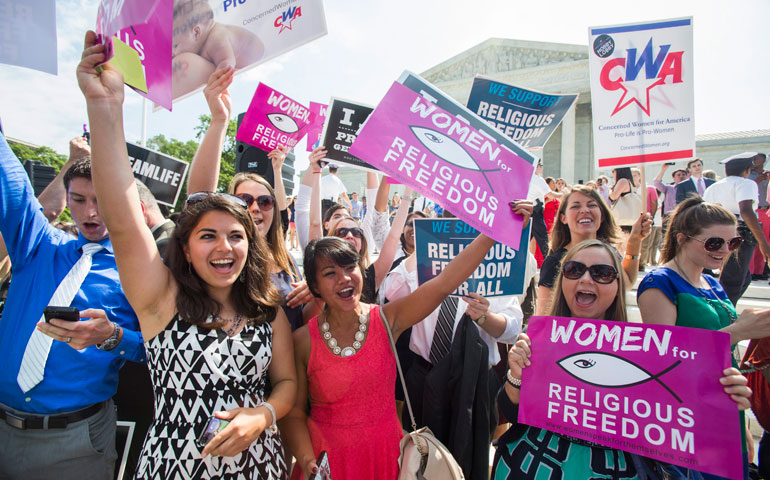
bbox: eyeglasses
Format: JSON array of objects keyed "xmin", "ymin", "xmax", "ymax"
[
  {"xmin": 687, "ymin": 235, "xmax": 743, "ymax": 252},
  {"xmin": 185, "ymin": 192, "xmax": 248, "ymax": 209},
  {"xmin": 336, "ymin": 227, "xmax": 364, "ymax": 239},
  {"xmin": 561, "ymin": 261, "xmax": 619, "ymax": 284},
  {"xmin": 235, "ymin": 193, "xmax": 275, "ymax": 212}
]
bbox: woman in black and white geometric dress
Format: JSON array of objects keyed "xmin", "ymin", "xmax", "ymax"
[{"xmin": 78, "ymin": 34, "xmax": 296, "ymax": 480}]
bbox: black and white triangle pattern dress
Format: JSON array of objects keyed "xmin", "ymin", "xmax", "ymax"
[{"xmin": 135, "ymin": 315, "xmax": 287, "ymax": 479}]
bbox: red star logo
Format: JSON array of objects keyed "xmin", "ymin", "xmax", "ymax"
[
  {"xmin": 278, "ymin": 16, "xmax": 296, "ymax": 33},
  {"xmin": 611, "ymin": 77, "xmax": 665, "ymax": 116}
]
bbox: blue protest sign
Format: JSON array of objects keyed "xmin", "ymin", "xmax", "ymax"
[
  {"xmin": 466, "ymin": 76, "xmax": 578, "ymax": 150},
  {"xmin": 414, "ymin": 218, "xmax": 530, "ymax": 297}
]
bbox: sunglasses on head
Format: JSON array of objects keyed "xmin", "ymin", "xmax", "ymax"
[
  {"xmin": 336, "ymin": 227, "xmax": 364, "ymax": 239},
  {"xmin": 687, "ymin": 235, "xmax": 743, "ymax": 252},
  {"xmin": 185, "ymin": 191, "xmax": 248, "ymax": 210},
  {"xmin": 561, "ymin": 261, "xmax": 619, "ymax": 284},
  {"xmin": 235, "ymin": 193, "xmax": 275, "ymax": 212}
]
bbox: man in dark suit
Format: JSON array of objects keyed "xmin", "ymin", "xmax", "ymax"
[{"xmin": 676, "ymin": 158, "xmax": 715, "ymax": 203}]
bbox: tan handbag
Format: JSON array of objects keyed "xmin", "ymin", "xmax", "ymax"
[
  {"xmin": 611, "ymin": 190, "xmax": 642, "ymax": 226},
  {"xmin": 380, "ymin": 313, "xmax": 465, "ymax": 480}
]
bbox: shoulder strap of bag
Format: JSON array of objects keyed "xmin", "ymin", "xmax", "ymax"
[{"xmin": 379, "ymin": 307, "xmax": 418, "ymax": 432}]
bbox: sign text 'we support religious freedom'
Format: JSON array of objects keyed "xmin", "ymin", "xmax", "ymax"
[
  {"xmin": 350, "ymin": 80, "xmax": 534, "ymax": 250},
  {"xmin": 588, "ymin": 18, "xmax": 694, "ymax": 168},
  {"xmin": 518, "ymin": 316, "xmax": 742, "ymax": 480}
]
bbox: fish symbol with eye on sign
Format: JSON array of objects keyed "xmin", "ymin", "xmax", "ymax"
[
  {"xmin": 410, "ymin": 126, "xmax": 500, "ymax": 192},
  {"xmin": 267, "ymin": 113, "xmax": 300, "ymax": 134},
  {"xmin": 557, "ymin": 352, "xmax": 682, "ymax": 403}
]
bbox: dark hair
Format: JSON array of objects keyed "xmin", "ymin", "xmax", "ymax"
[
  {"xmin": 613, "ymin": 167, "xmax": 636, "ymax": 188},
  {"xmin": 63, "ymin": 158, "xmax": 92, "ymax": 191},
  {"xmin": 686, "ymin": 158, "xmax": 702, "ymax": 170},
  {"xmin": 229, "ymin": 172, "xmax": 298, "ymax": 281},
  {"xmin": 400, "ymin": 211, "xmax": 427, "ymax": 254},
  {"xmin": 725, "ymin": 159, "xmax": 753, "ymax": 177},
  {"xmin": 549, "ymin": 240, "xmax": 627, "ymax": 322},
  {"xmin": 304, "ymin": 237, "xmax": 360, "ymax": 297},
  {"xmin": 328, "ymin": 164, "xmax": 339, "ymax": 172},
  {"xmin": 549, "ymin": 186, "xmax": 620, "ymax": 252},
  {"xmin": 660, "ymin": 196, "xmax": 736, "ymax": 263},
  {"xmin": 323, "ymin": 203, "xmax": 349, "ymax": 235},
  {"xmin": 672, "ymin": 169, "xmax": 687, "ymax": 179},
  {"xmin": 165, "ymin": 194, "xmax": 280, "ymax": 327}
]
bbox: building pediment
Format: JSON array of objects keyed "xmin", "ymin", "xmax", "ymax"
[{"xmin": 421, "ymin": 38, "xmax": 588, "ymax": 84}]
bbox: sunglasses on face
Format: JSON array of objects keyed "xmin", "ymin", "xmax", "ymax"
[
  {"xmin": 336, "ymin": 227, "xmax": 364, "ymax": 239},
  {"xmin": 235, "ymin": 193, "xmax": 275, "ymax": 212},
  {"xmin": 185, "ymin": 191, "xmax": 248, "ymax": 210},
  {"xmin": 687, "ymin": 235, "xmax": 743, "ymax": 252},
  {"xmin": 561, "ymin": 261, "xmax": 619, "ymax": 284}
]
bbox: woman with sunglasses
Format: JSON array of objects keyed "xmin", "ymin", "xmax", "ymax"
[
  {"xmin": 536, "ymin": 185, "xmax": 651, "ymax": 315},
  {"xmin": 187, "ymin": 68, "xmax": 314, "ymax": 330},
  {"xmin": 492, "ymin": 239, "xmax": 751, "ymax": 479},
  {"xmin": 77, "ymin": 35, "xmax": 296, "ymax": 479},
  {"xmin": 637, "ymin": 196, "xmax": 770, "ymax": 478},
  {"xmin": 281, "ymin": 232, "xmax": 498, "ymax": 479}
]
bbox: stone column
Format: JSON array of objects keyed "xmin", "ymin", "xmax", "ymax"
[{"xmin": 560, "ymin": 103, "xmax": 576, "ymax": 183}]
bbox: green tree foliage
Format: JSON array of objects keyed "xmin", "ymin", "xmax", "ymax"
[{"xmin": 7, "ymin": 141, "xmax": 73, "ymax": 223}]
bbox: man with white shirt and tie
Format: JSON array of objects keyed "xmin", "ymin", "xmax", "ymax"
[
  {"xmin": 0, "ymin": 133, "xmax": 143, "ymax": 479},
  {"xmin": 676, "ymin": 158, "xmax": 715, "ymax": 204}
]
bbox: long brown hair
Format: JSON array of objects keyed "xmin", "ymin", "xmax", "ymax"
[
  {"xmin": 229, "ymin": 172, "xmax": 298, "ymax": 281},
  {"xmin": 659, "ymin": 196, "xmax": 736, "ymax": 263},
  {"xmin": 549, "ymin": 240, "xmax": 627, "ymax": 322},
  {"xmin": 328, "ymin": 215, "xmax": 370, "ymax": 272},
  {"xmin": 165, "ymin": 194, "xmax": 280, "ymax": 327},
  {"xmin": 549, "ymin": 186, "xmax": 621, "ymax": 252}
]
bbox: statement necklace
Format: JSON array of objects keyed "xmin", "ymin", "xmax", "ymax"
[
  {"xmin": 671, "ymin": 259, "xmax": 737, "ymax": 323},
  {"xmin": 218, "ymin": 313, "xmax": 245, "ymax": 337},
  {"xmin": 320, "ymin": 311, "xmax": 369, "ymax": 357}
]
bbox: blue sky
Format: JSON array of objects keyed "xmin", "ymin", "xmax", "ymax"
[{"xmin": 1, "ymin": 0, "xmax": 767, "ymax": 175}]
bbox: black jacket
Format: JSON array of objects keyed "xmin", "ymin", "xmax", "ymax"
[
  {"xmin": 676, "ymin": 176, "xmax": 715, "ymax": 203},
  {"xmin": 422, "ymin": 315, "xmax": 498, "ymax": 480}
]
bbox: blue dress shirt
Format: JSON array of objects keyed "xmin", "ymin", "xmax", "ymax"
[{"xmin": 0, "ymin": 133, "xmax": 145, "ymax": 414}]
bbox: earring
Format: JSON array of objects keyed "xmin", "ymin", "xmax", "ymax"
[{"xmin": 239, "ymin": 270, "xmax": 246, "ymax": 283}]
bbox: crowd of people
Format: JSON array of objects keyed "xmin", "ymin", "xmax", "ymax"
[{"xmin": 0, "ymin": 30, "xmax": 769, "ymax": 480}]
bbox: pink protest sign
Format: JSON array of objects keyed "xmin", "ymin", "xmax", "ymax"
[
  {"xmin": 96, "ymin": 0, "xmax": 160, "ymax": 60},
  {"xmin": 236, "ymin": 83, "xmax": 315, "ymax": 153},
  {"xmin": 305, "ymin": 102, "xmax": 328, "ymax": 152},
  {"xmin": 518, "ymin": 316, "xmax": 742, "ymax": 479},
  {"xmin": 114, "ymin": 0, "xmax": 173, "ymax": 110},
  {"xmin": 349, "ymin": 82, "xmax": 534, "ymax": 250}
]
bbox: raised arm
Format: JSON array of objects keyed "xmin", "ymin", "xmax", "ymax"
[
  {"xmin": 38, "ymin": 137, "xmax": 91, "ymax": 222},
  {"xmin": 77, "ymin": 31, "xmax": 174, "ymax": 339},
  {"xmin": 187, "ymin": 67, "xmax": 234, "ymax": 194},
  {"xmin": 621, "ymin": 213, "xmax": 652, "ymax": 290},
  {"xmin": 383, "ymin": 233, "xmax": 496, "ymax": 337},
  {"xmin": 371, "ymin": 187, "xmax": 412, "ymax": 289},
  {"xmin": 305, "ymin": 147, "xmax": 325, "ymax": 243}
]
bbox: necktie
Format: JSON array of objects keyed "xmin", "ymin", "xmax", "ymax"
[
  {"xmin": 17, "ymin": 243, "xmax": 103, "ymax": 392},
  {"xmin": 429, "ymin": 296, "xmax": 459, "ymax": 365},
  {"xmin": 697, "ymin": 178, "xmax": 705, "ymax": 195}
]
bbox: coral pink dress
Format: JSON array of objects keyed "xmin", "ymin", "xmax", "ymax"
[{"xmin": 291, "ymin": 305, "xmax": 402, "ymax": 480}]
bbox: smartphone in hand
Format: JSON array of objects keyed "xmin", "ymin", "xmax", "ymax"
[
  {"xmin": 196, "ymin": 416, "xmax": 230, "ymax": 448},
  {"xmin": 43, "ymin": 306, "xmax": 79, "ymax": 323},
  {"xmin": 310, "ymin": 451, "xmax": 331, "ymax": 480}
]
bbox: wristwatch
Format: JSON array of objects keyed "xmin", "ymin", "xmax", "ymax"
[
  {"xmin": 96, "ymin": 322, "xmax": 121, "ymax": 351},
  {"xmin": 475, "ymin": 313, "xmax": 487, "ymax": 326}
]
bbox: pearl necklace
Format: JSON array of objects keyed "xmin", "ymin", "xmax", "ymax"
[{"xmin": 320, "ymin": 311, "xmax": 369, "ymax": 357}]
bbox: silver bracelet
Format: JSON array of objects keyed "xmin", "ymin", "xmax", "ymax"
[
  {"xmin": 506, "ymin": 370, "xmax": 522, "ymax": 389},
  {"xmin": 260, "ymin": 402, "xmax": 279, "ymax": 434}
]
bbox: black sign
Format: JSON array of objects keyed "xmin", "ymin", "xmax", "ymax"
[
  {"xmin": 126, "ymin": 143, "xmax": 189, "ymax": 207},
  {"xmin": 320, "ymin": 98, "xmax": 376, "ymax": 171}
]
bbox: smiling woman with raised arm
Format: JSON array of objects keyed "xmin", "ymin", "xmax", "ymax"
[
  {"xmin": 187, "ymin": 67, "xmax": 314, "ymax": 329},
  {"xmin": 279, "ymin": 230, "xmax": 497, "ymax": 479},
  {"xmin": 77, "ymin": 31, "xmax": 296, "ymax": 479}
]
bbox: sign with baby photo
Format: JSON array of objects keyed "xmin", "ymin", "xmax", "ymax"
[
  {"xmin": 349, "ymin": 81, "xmax": 534, "ymax": 250},
  {"xmin": 320, "ymin": 98, "xmax": 376, "ymax": 171},
  {"xmin": 170, "ymin": 0, "xmax": 328, "ymax": 103},
  {"xmin": 518, "ymin": 316, "xmax": 742, "ymax": 480},
  {"xmin": 414, "ymin": 218, "xmax": 530, "ymax": 297},
  {"xmin": 305, "ymin": 102, "xmax": 328, "ymax": 152},
  {"xmin": 236, "ymin": 83, "xmax": 316, "ymax": 152}
]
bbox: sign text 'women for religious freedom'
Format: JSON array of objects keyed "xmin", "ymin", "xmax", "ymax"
[
  {"xmin": 518, "ymin": 316, "xmax": 742, "ymax": 480},
  {"xmin": 349, "ymin": 81, "xmax": 534, "ymax": 250}
]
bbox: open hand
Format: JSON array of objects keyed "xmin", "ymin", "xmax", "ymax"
[{"xmin": 203, "ymin": 66, "xmax": 234, "ymax": 122}]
